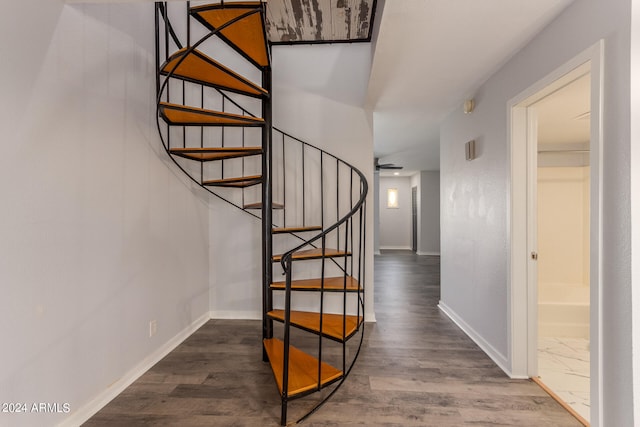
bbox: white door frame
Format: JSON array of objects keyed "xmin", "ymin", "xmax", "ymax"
[
  {"xmin": 525, "ymin": 106, "xmax": 540, "ymax": 377},
  {"xmin": 507, "ymin": 40, "xmax": 604, "ymax": 426}
]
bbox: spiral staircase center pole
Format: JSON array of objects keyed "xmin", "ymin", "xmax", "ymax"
[{"xmin": 262, "ymin": 66, "xmax": 274, "ymax": 359}]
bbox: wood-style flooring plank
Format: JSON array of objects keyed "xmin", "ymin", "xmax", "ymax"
[{"xmin": 84, "ymin": 251, "xmax": 582, "ymax": 427}]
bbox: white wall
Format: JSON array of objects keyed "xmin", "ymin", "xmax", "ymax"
[
  {"xmin": 440, "ymin": 0, "xmax": 634, "ymax": 423},
  {"xmin": 631, "ymin": 0, "xmax": 640, "ymax": 420},
  {"xmin": 0, "ymin": 3, "xmax": 210, "ymax": 426},
  {"xmin": 537, "ymin": 166, "xmax": 590, "ymax": 339},
  {"xmin": 411, "ymin": 174, "xmax": 421, "ymax": 252},
  {"xmin": 271, "ymin": 83, "xmax": 375, "ymax": 321},
  {"xmin": 209, "ymin": 201, "xmax": 263, "ymax": 319},
  {"xmin": 378, "ymin": 171, "xmax": 440, "ymax": 254},
  {"xmin": 417, "ymin": 171, "xmax": 441, "ymax": 255},
  {"xmin": 379, "ymin": 176, "xmax": 412, "ymax": 249},
  {"xmin": 373, "ymin": 172, "xmax": 381, "ymax": 254},
  {"xmin": 538, "ymin": 166, "xmax": 590, "ymax": 288},
  {"xmin": 208, "ymin": 43, "xmax": 376, "ymax": 322}
]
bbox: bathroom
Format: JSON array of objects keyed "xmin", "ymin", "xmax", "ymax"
[{"xmin": 535, "ymin": 71, "xmax": 591, "ymax": 424}]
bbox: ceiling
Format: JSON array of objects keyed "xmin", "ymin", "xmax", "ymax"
[
  {"xmin": 209, "ymin": 0, "xmax": 576, "ymax": 176},
  {"xmin": 265, "ymin": 0, "xmax": 376, "ymax": 43},
  {"xmin": 535, "ymin": 72, "xmax": 590, "ymax": 147},
  {"xmin": 70, "ymin": 0, "xmax": 577, "ymax": 174},
  {"xmin": 366, "ymin": 0, "xmax": 576, "ymax": 174}
]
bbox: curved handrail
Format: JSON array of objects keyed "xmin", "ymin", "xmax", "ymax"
[
  {"xmin": 155, "ymin": 4, "xmax": 355, "ymax": 248},
  {"xmin": 155, "ymin": 4, "xmax": 369, "ymax": 425},
  {"xmin": 277, "ymin": 134, "xmax": 368, "ymax": 424},
  {"xmin": 297, "ymin": 318, "xmax": 366, "ymax": 424},
  {"xmin": 156, "ymin": 8, "xmax": 261, "ymax": 107},
  {"xmin": 285, "ymin": 194, "xmax": 368, "ymax": 424},
  {"xmin": 155, "ymin": 6, "xmax": 263, "ymax": 219},
  {"xmin": 157, "ymin": 2, "xmax": 183, "ymax": 50},
  {"xmin": 279, "ymin": 159, "xmax": 368, "ymax": 273},
  {"xmin": 272, "ymin": 127, "xmax": 369, "ymax": 276}
]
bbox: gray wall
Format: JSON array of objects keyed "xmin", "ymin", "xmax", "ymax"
[
  {"xmin": 379, "ymin": 176, "xmax": 412, "ymax": 249},
  {"xmin": 378, "ymin": 172, "xmax": 440, "ymax": 254},
  {"xmin": 0, "ymin": 3, "xmax": 210, "ymax": 426},
  {"xmin": 440, "ymin": 0, "xmax": 635, "ymax": 424},
  {"xmin": 630, "ymin": 0, "xmax": 640, "ymax": 421},
  {"xmin": 415, "ymin": 171, "xmax": 440, "ymax": 255},
  {"xmin": 374, "ymin": 172, "xmax": 381, "ymax": 254}
]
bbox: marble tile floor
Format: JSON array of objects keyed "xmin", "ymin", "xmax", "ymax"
[
  {"xmin": 538, "ymin": 336, "xmax": 590, "ymax": 422},
  {"xmin": 85, "ymin": 251, "xmax": 582, "ymax": 426}
]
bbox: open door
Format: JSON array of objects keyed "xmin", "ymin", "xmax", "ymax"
[
  {"xmin": 509, "ymin": 41, "xmax": 603, "ymax": 427},
  {"xmin": 528, "ymin": 72, "xmax": 591, "ymax": 424}
]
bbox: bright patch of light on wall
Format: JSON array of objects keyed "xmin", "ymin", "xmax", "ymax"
[{"xmin": 387, "ymin": 188, "xmax": 398, "ymax": 208}]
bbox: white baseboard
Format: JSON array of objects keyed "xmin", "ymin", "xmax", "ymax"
[
  {"xmin": 379, "ymin": 246, "xmax": 412, "ymax": 250},
  {"xmin": 59, "ymin": 312, "xmax": 211, "ymax": 427},
  {"xmin": 59, "ymin": 303, "xmax": 374, "ymax": 427},
  {"xmin": 416, "ymin": 251, "xmax": 440, "ymax": 256},
  {"xmin": 438, "ymin": 301, "xmax": 515, "ymax": 378},
  {"xmin": 210, "ymin": 310, "xmax": 262, "ymax": 320}
]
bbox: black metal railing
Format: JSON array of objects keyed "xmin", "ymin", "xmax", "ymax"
[
  {"xmin": 275, "ymin": 131, "xmax": 368, "ymax": 423},
  {"xmin": 155, "ymin": 1, "xmax": 265, "ymax": 218},
  {"xmin": 154, "ymin": 2, "xmax": 368, "ymax": 425}
]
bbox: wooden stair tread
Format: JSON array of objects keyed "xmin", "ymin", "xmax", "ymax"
[
  {"xmin": 203, "ymin": 175, "xmax": 262, "ymax": 188},
  {"xmin": 271, "ymin": 276, "xmax": 361, "ymax": 292},
  {"xmin": 263, "ymin": 338, "xmax": 343, "ymax": 397},
  {"xmin": 191, "ymin": 2, "xmax": 269, "ymax": 68},
  {"xmin": 272, "ymin": 248, "xmax": 351, "ymax": 262},
  {"xmin": 268, "ymin": 310, "xmax": 362, "ymax": 342},
  {"xmin": 159, "ymin": 103, "xmax": 264, "ymax": 127},
  {"xmin": 244, "ymin": 202, "xmax": 284, "ymax": 209},
  {"xmin": 170, "ymin": 146, "xmax": 262, "ymax": 161},
  {"xmin": 272, "ymin": 225, "xmax": 322, "ymax": 234},
  {"xmin": 161, "ymin": 48, "xmax": 267, "ymax": 97}
]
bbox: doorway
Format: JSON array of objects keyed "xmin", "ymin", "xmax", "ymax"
[
  {"xmin": 532, "ymin": 71, "xmax": 591, "ymax": 423},
  {"xmin": 411, "ymin": 186, "xmax": 418, "ymax": 252},
  {"xmin": 509, "ymin": 41, "xmax": 603, "ymax": 427}
]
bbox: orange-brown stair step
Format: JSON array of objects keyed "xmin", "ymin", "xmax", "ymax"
[
  {"xmin": 267, "ymin": 310, "xmax": 363, "ymax": 342},
  {"xmin": 271, "ymin": 276, "xmax": 361, "ymax": 292},
  {"xmin": 169, "ymin": 146, "xmax": 262, "ymax": 162},
  {"xmin": 203, "ymin": 175, "xmax": 262, "ymax": 188},
  {"xmin": 159, "ymin": 102, "xmax": 264, "ymax": 127},
  {"xmin": 191, "ymin": 2, "xmax": 269, "ymax": 68},
  {"xmin": 272, "ymin": 225, "xmax": 322, "ymax": 234},
  {"xmin": 161, "ymin": 48, "xmax": 267, "ymax": 97},
  {"xmin": 272, "ymin": 248, "xmax": 351, "ymax": 262},
  {"xmin": 263, "ymin": 337, "xmax": 343, "ymax": 398},
  {"xmin": 244, "ymin": 202, "xmax": 284, "ymax": 209}
]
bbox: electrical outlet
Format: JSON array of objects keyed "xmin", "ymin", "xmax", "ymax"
[{"xmin": 149, "ymin": 320, "xmax": 157, "ymax": 337}]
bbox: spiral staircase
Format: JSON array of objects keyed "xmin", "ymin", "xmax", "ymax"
[{"xmin": 155, "ymin": 2, "xmax": 368, "ymax": 425}]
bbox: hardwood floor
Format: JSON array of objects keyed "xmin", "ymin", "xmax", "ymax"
[{"xmin": 85, "ymin": 251, "xmax": 581, "ymax": 426}]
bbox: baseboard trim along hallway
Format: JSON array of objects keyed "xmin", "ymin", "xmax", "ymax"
[
  {"xmin": 83, "ymin": 252, "xmax": 581, "ymax": 426},
  {"xmin": 60, "ymin": 312, "xmax": 211, "ymax": 427},
  {"xmin": 437, "ymin": 301, "xmax": 516, "ymax": 379}
]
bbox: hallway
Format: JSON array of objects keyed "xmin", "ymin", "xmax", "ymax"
[{"xmin": 85, "ymin": 251, "xmax": 581, "ymax": 426}]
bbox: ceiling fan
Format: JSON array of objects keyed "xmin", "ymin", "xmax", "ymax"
[{"xmin": 375, "ymin": 157, "xmax": 403, "ymax": 171}]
